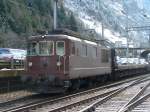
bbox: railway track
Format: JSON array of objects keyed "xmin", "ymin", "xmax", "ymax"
[
  {"xmin": 0, "ymin": 93, "xmax": 61, "ymax": 112},
  {"xmin": 1, "ymin": 74, "xmax": 150, "ymax": 112},
  {"xmin": 115, "ymin": 86, "xmax": 150, "ymax": 112},
  {"xmin": 78, "ymin": 77, "xmax": 150, "ymax": 112},
  {"xmin": 123, "ymin": 94, "xmax": 150, "ymax": 112},
  {"xmin": 0, "ymin": 94, "xmax": 40, "ymax": 111},
  {"xmin": 0, "ymin": 90, "xmax": 33, "ymax": 103}
]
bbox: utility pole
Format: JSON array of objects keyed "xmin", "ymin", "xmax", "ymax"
[
  {"xmin": 149, "ymin": 34, "xmax": 150, "ymax": 47},
  {"xmin": 97, "ymin": 0, "xmax": 105, "ymax": 43},
  {"xmin": 123, "ymin": 0, "xmax": 129, "ymax": 63},
  {"xmin": 53, "ymin": 0, "xmax": 58, "ymax": 30},
  {"xmin": 126, "ymin": 7, "xmax": 129, "ymax": 63},
  {"xmin": 101, "ymin": 22, "xmax": 104, "ymax": 40}
]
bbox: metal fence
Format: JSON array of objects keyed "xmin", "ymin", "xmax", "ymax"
[{"xmin": 0, "ymin": 59, "xmax": 25, "ymax": 69}]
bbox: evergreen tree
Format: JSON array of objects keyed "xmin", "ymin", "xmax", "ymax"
[
  {"xmin": 0, "ymin": 0, "xmax": 79, "ymax": 48},
  {"xmin": 68, "ymin": 13, "xmax": 78, "ymax": 31},
  {"xmin": 0, "ymin": 36, "xmax": 4, "ymax": 47},
  {"xmin": 58, "ymin": 4, "xmax": 66, "ymax": 28}
]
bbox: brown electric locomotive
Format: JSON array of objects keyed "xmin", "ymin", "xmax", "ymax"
[{"xmin": 23, "ymin": 30, "xmax": 149, "ymax": 93}]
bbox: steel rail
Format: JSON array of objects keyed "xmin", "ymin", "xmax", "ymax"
[
  {"xmin": 48, "ymin": 88, "xmax": 120, "ymax": 112},
  {"xmin": 117, "ymin": 81, "xmax": 150, "ymax": 112},
  {"xmin": 121, "ymin": 93, "xmax": 150, "ymax": 112},
  {"xmin": 50, "ymin": 79, "xmax": 150, "ymax": 112},
  {"xmin": 0, "ymin": 94, "xmax": 37, "ymax": 106},
  {"xmin": 2, "ymin": 74, "xmax": 149, "ymax": 112},
  {"xmin": 3, "ymin": 89, "xmax": 121, "ymax": 112},
  {"xmin": 79, "ymin": 78, "xmax": 150, "ymax": 112}
]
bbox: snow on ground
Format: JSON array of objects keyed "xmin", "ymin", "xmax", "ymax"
[
  {"xmin": 80, "ymin": 16, "xmax": 126, "ymax": 44},
  {"xmin": 64, "ymin": 0, "xmax": 150, "ymax": 47},
  {"xmin": 117, "ymin": 57, "xmax": 148, "ymax": 65},
  {"xmin": 10, "ymin": 49, "xmax": 26, "ymax": 60},
  {"xmin": 0, "ymin": 48, "xmax": 26, "ymax": 60},
  {"xmin": 64, "ymin": 0, "xmax": 128, "ymax": 45}
]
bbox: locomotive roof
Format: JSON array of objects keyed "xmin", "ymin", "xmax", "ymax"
[
  {"xmin": 29, "ymin": 29, "xmax": 113, "ymax": 48},
  {"xmin": 29, "ymin": 34, "xmax": 101, "ymax": 46}
]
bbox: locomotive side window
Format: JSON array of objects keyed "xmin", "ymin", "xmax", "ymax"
[
  {"xmin": 92, "ymin": 47, "xmax": 97, "ymax": 58},
  {"xmin": 71, "ymin": 42, "xmax": 75, "ymax": 55},
  {"xmin": 39, "ymin": 41, "xmax": 54, "ymax": 56},
  {"xmin": 81, "ymin": 44, "xmax": 87, "ymax": 57},
  {"xmin": 56, "ymin": 41, "xmax": 65, "ymax": 56},
  {"xmin": 101, "ymin": 49, "xmax": 109, "ymax": 63},
  {"xmin": 27, "ymin": 42, "xmax": 38, "ymax": 56}
]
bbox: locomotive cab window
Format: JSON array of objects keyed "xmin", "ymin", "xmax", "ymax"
[
  {"xmin": 56, "ymin": 41, "xmax": 65, "ymax": 56},
  {"xmin": 27, "ymin": 42, "xmax": 38, "ymax": 56},
  {"xmin": 39, "ymin": 41, "xmax": 54, "ymax": 56}
]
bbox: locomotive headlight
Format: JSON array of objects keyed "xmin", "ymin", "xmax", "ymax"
[
  {"xmin": 57, "ymin": 62, "xmax": 61, "ymax": 66},
  {"xmin": 28, "ymin": 62, "xmax": 32, "ymax": 67}
]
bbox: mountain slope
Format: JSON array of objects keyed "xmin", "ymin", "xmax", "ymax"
[
  {"xmin": 0, "ymin": 0, "xmax": 78, "ymax": 48},
  {"xmin": 64, "ymin": 0, "xmax": 150, "ymax": 47}
]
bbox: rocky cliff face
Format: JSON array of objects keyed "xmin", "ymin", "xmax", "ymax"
[{"xmin": 64, "ymin": 0, "xmax": 150, "ymax": 47}]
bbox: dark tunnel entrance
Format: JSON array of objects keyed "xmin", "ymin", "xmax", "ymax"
[
  {"xmin": 140, "ymin": 50, "xmax": 150, "ymax": 63},
  {"xmin": 141, "ymin": 50, "xmax": 150, "ymax": 58}
]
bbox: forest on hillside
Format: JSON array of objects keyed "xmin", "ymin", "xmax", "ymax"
[{"xmin": 0, "ymin": 0, "xmax": 78, "ymax": 48}]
